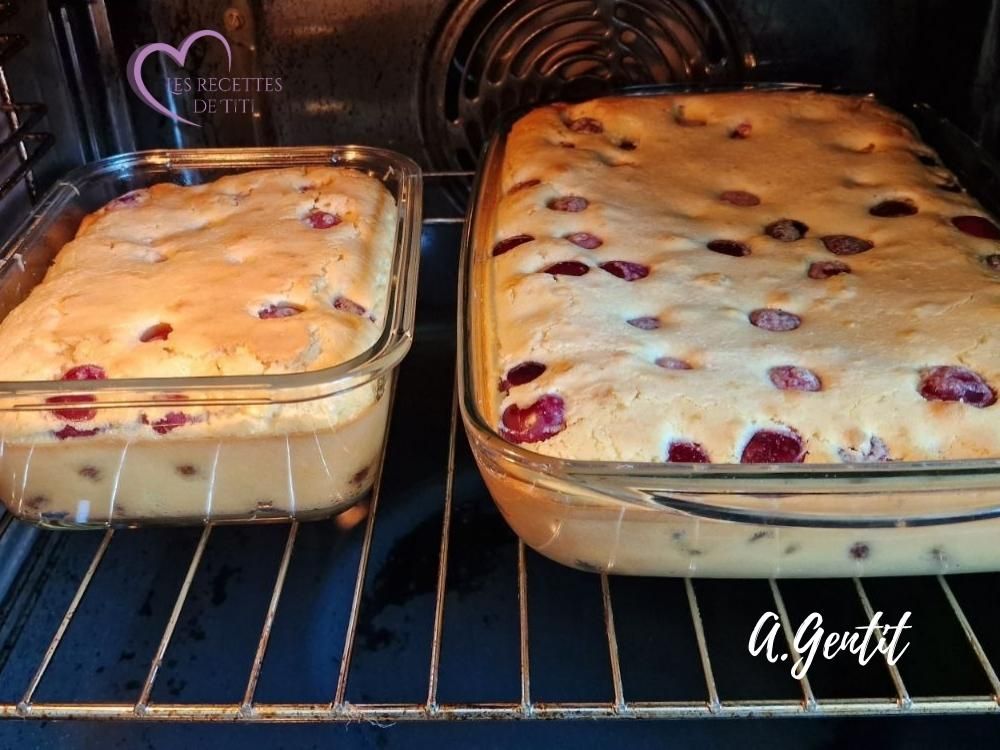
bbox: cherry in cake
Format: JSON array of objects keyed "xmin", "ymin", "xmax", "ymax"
[
  {"xmin": 822, "ymin": 235, "xmax": 874, "ymax": 255},
  {"xmin": 140, "ymin": 323, "xmax": 173, "ymax": 342},
  {"xmin": 765, "ymin": 219, "xmax": 808, "ymax": 242},
  {"xmin": 869, "ymin": 198, "xmax": 918, "ymax": 217},
  {"xmin": 627, "ymin": 316, "xmax": 660, "ymax": 330},
  {"xmin": 333, "ymin": 297, "xmax": 368, "ymax": 316},
  {"xmin": 599, "ymin": 261, "xmax": 649, "ymax": 281},
  {"xmin": 47, "ymin": 364, "xmax": 107, "ymax": 421},
  {"xmin": 500, "ymin": 394, "xmax": 566, "ymax": 444},
  {"xmin": 258, "ymin": 302, "xmax": 304, "ymax": 319},
  {"xmin": 141, "ymin": 411, "xmax": 194, "ymax": 435},
  {"xmin": 719, "ymin": 190, "xmax": 760, "ymax": 207},
  {"xmin": 666, "ymin": 441, "xmax": 710, "ymax": 463},
  {"xmin": 741, "ymin": 429, "xmax": 806, "ymax": 463},
  {"xmin": 305, "ymin": 210, "xmax": 341, "ymax": 229},
  {"xmin": 951, "ymin": 215, "xmax": 1000, "ymax": 239},
  {"xmin": 918, "ymin": 366, "xmax": 996, "ymax": 408},
  {"xmin": 547, "ymin": 196, "xmax": 589, "ymax": 212},
  {"xmin": 768, "ymin": 366, "xmax": 822, "ymax": 392},
  {"xmin": 493, "ymin": 234, "xmax": 534, "ymax": 256},
  {"xmin": 543, "ymin": 261, "xmax": 590, "ymax": 277},
  {"xmin": 500, "ymin": 361, "xmax": 546, "ymax": 392},
  {"xmin": 656, "ymin": 357, "xmax": 692, "ymax": 370},
  {"xmin": 706, "ymin": 239, "xmax": 751, "ymax": 257},
  {"xmin": 565, "ymin": 232, "xmax": 603, "ymax": 249},
  {"xmin": 567, "ymin": 117, "xmax": 603, "ymax": 133},
  {"xmin": 749, "ymin": 308, "xmax": 801, "ymax": 332},
  {"xmin": 808, "ymin": 260, "xmax": 851, "ymax": 279},
  {"xmin": 730, "ymin": 121, "xmax": 752, "ymax": 139}
]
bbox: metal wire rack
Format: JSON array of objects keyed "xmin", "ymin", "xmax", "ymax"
[{"xmin": 1, "ymin": 172, "xmax": 1000, "ymax": 723}]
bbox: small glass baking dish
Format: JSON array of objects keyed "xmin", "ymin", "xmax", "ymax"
[
  {"xmin": 458, "ymin": 84, "xmax": 1000, "ymax": 578},
  {"xmin": 0, "ymin": 146, "xmax": 421, "ymax": 528}
]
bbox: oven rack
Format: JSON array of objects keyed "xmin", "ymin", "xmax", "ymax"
[{"xmin": 0, "ymin": 172, "xmax": 1000, "ymax": 723}]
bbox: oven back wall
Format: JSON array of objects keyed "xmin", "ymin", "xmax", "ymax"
[{"xmin": 56, "ymin": 0, "xmax": 996, "ymax": 170}]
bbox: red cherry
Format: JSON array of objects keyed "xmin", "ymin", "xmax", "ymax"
[
  {"xmin": 808, "ymin": 261, "xmax": 851, "ymax": 279},
  {"xmin": 951, "ymin": 215, "xmax": 1000, "ymax": 239},
  {"xmin": 719, "ymin": 190, "xmax": 760, "ymax": 207},
  {"xmin": 500, "ymin": 394, "xmax": 566, "ymax": 444},
  {"xmin": 666, "ymin": 441, "xmax": 710, "ymax": 463},
  {"xmin": 599, "ymin": 261, "xmax": 649, "ymax": 281},
  {"xmin": 565, "ymin": 232, "xmax": 603, "ymax": 249},
  {"xmin": 142, "ymin": 411, "xmax": 193, "ymax": 435},
  {"xmin": 741, "ymin": 429, "xmax": 806, "ymax": 463},
  {"xmin": 500, "ymin": 361, "xmax": 546, "ymax": 391},
  {"xmin": 749, "ymin": 309, "xmax": 801, "ymax": 332},
  {"xmin": 706, "ymin": 239, "xmax": 750, "ymax": 257},
  {"xmin": 918, "ymin": 366, "xmax": 996, "ymax": 408},
  {"xmin": 62, "ymin": 365, "xmax": 106, "ymax": 381},
  {"xmin": 54, "ymin": 425, "xmax": 101, "ymax": 440},
  {"xmin": 822, "ymin": 235, "xmax": 874, "ymax": 255},
  {"xmin": 305, "ymin": 210, "xmax": 341, "ymax": 229},
  {"xmin": 730, "ymin": 121, "xmax": 752, "ymax": 139},
  {"xmin": 510, "ymin": 179, "xmax": 541, "ymax": 193},
  {"xmin": 140, "ymin": 323, "xmax": 173, "ymax": 342},
  {"xmin": 333, "ymin": 297, "xmax": 367, "ymax": 316},
  {"xmin": 655, "ymin": 357, "xmax": 691, "ymax": 370},
  {"xmin": 765, "ymin": 219, "xmax": 809, "ymax": 242},
  {"xmin": 568, "ymin": 117, "xmax": 603, "ymax": 133},
  {"xmin": 870, "ymin": 199, "xmax": 918, "ymax": 217},
  {"xmin": 493, "ymin": 234, "xmax": 534, "ymax": 257},
  {"xmin": 543, "ymin": 261, "xmax": 589, "ymax": 276},
  {"xmin": 258, "ymin": 302, "xmax": 304, "ymax": 319},
  {"xmin": 47, "ymin": 365, "xmax": 107, "ymax": 421},
  {"xmin": 627, "ymin": 316, "xmax": 660, "ymax": 330},
  {"xmin": 547, "ymin": 196, "xmax": 589, "ymax": 212},
  {"xmin": 768, "ymin": 366, "xmax": 822, "ymax": 392}
]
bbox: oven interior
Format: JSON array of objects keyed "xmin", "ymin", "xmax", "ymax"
[{"xmin": 2, "ymin": 0, "xmax": 1000, "ymax": 725}]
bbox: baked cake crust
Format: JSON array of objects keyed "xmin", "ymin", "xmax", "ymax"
[
  {"xmin": 0, "ymin": 165, "xmax": 396, "ymax": 442},
  {"xmin": 485, "ymin": 91, "xmax": 1000, "ymax": 463}
]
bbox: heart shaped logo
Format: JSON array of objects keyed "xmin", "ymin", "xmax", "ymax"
[{"xmin": 126, "ymin": 30, "xmax": 232, "ymax": 127}]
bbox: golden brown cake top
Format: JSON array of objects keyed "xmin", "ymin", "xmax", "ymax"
[
  {"xmin": 485, "ymin": 91, "xmax": 1000, "ymax": 463},
  {"xmin": 0, "ymin": 165, "xmax": 396, "ymax": 441}
]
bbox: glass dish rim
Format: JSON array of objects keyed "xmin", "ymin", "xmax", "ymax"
[
  {"xmin": 457, "ymin": 81, "xmax": 1000, "ymax": 490},
  {"xmin": 0, "ymin": 145, "xmax": 423, "ymax": 407}
]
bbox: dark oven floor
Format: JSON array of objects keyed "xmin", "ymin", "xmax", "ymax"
[{"xmin": 0, "ymin": 175, "xmax": 999, "ymax": 747}]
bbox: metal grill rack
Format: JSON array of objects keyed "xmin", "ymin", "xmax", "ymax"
[
  {"xmin": 0, "ymin": 1, "xmax": 52, "ymax": 202},
  {"xmin": 2, "ymin": 172, "xmax": 1000, "ymax": 723}
]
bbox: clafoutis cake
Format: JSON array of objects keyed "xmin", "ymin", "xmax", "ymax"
[
  {"xmin": 0, "ymin": 165, "xmax": 396, "ymax": 524},
  {"xmin": 484, "ymin": 91, "xmax": 1000, "ymax": 464}
]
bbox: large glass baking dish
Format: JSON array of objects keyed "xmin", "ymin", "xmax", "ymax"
[
  {"xmin": 458, "ymin": 85, "xmax": 1000, "ymax": 578},
  {"xmin": 0, "ymin": 146, "xmax": 421, "ymax": 528}
]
